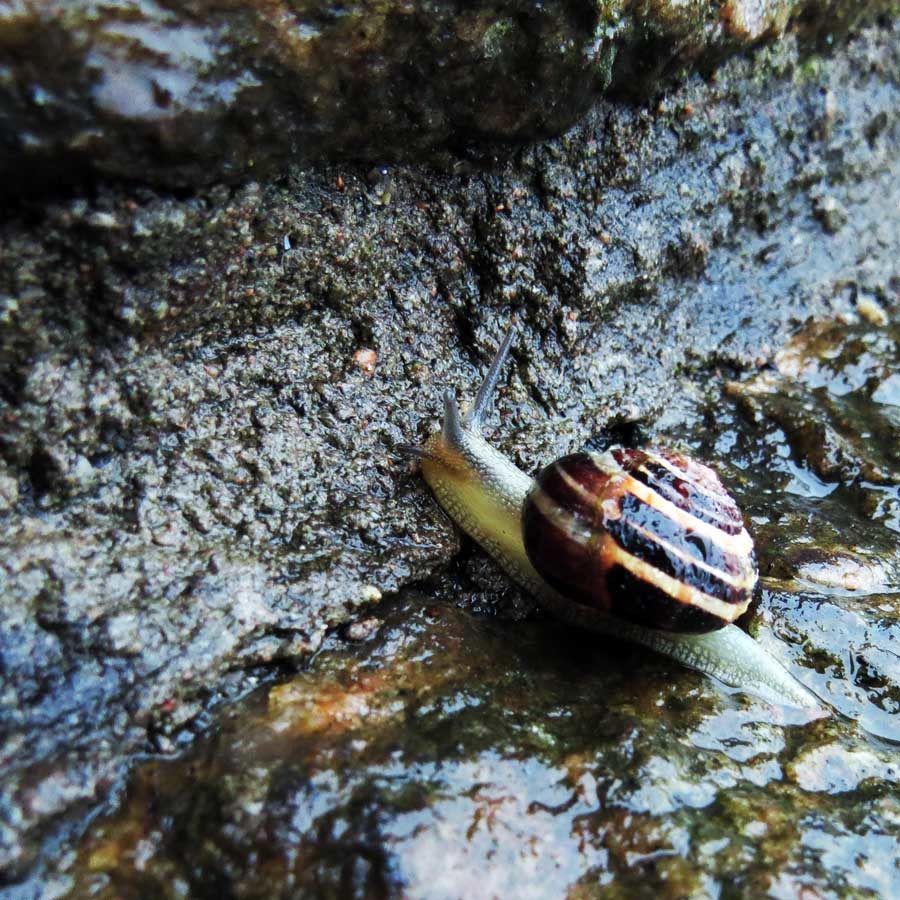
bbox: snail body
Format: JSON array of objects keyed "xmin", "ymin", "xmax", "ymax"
[{"xmin": 420, "ymin": 328, "xmax": 818, "ymax": 708}]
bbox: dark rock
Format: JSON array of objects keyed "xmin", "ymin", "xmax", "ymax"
[
  {"xmin": 0, "ymin": 0, "xmax": 892, "ymax": 188},
  {"xmin": 0, "ymin": 21, "xmax": 898, "ymax": 889}
]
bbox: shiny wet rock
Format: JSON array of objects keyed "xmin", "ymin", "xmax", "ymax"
[
  {"xmin": 66, "ymin": 598, "xmax": 896, "ymax": 897},
  {"xmin": 1, "ymin": 21, "xmax": 899, "ymax": 894}
]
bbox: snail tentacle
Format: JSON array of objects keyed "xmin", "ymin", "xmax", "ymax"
[
  {"xmin": 441, "ymin": 389, "xmax": 466, "ymax": 446},
  {"xmin": 464, "ymin": 326, "xmax": 517, "ymax": 432}
]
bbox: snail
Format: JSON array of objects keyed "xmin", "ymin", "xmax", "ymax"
[{"xmin": 419, "ymin": 327, "xmax": 818, "ymax": 709}]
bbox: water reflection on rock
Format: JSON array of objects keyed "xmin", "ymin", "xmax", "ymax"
[{"xmin": 70, "ymin": 598, "xmax": 895, "ymax": 897}]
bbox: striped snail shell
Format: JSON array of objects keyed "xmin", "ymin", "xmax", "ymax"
[{"xmin": 522, "ymin": 448, "xmax": 757, "ymax": 634}]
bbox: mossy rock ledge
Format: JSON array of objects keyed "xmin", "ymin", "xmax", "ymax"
[{"xmin": 0, "ymin": 0, "xmax": 891, "ymax": 186}]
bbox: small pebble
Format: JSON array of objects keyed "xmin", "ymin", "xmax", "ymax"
[
  {"xmin": 0, "ymin": 474, "xmax": 19, "ymax": 511},
  {"xmin": 85, "ymin": 211, "xmax": 119, "ymax": 229},
  {"xmin": 857, "ymin": 294, "xmax": 888, "ymax": 327},
  {"xmin": 352, "ymin": 348, "xmax": 377, "ymax": 377},
  {"xmin": 344, "ymin": 618, "xmax": 381, "ymax": 642},
  {"xmin": 360, "ymin": 584, "xmax": 382, "ymax": 604}
]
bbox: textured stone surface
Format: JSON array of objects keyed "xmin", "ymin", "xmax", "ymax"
[
  {"xmin": 0, "ymin": 0, "xmax": 891, "ymax": 187},
  {"xmin": 0, "ymin": 20, "xmax": 898, "ymax": 889},
  {"xmin": 59, "ymin": 594, "xmax": 900, "ymax": 897}
]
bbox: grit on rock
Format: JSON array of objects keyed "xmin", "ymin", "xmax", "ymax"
[{"xmin": 0, "ymin": 15, "xmax": 898, "ymax": 895}]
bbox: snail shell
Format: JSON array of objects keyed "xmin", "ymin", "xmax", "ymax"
[{"xmin": 522, "ymin": 449, "xmax": 757, "ymax": 633}]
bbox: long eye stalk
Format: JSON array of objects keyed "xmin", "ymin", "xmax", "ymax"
[
  {"xmin": 441, "ymin": 389, "xmax": 465, "ymax": 447},
  {"xmin": 463, "ymin": 326, "xmax": 517, "ymax": 433}
]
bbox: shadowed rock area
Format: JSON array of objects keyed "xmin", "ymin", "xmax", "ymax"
[
  {"xmin": 0, "ymin": 0, "xmax": 892, "ymax": 187},
  {"xmin": 0, "ymin": 16, "xmax": 898, "ymax": 893}
]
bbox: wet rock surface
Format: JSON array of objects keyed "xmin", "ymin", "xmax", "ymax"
[
  {"xmin": 51, "ymin": 310, "xmax": 900, "ymax": 897},
  {"xmin": 0, "ymin": 20, "xmax": 898, "ymax": 894},
  {"xmin": 664, "ymin": 318, "xmax": 900, "ymax": 741},
  {"xmin": 0, "ymin": 0, "xmax": 892, "ymax": 187},
  {"xmin": 59, "ymin": 582, "xmax": 898, "ymax": 896}
]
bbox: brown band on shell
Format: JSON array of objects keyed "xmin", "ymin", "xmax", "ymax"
[
  {"xmin": 522, "ymin": 479, "xmax": 604, "ymax": 607},
  {"xmin": 523, "ymin": 452, "xmax": 756, "ymax": 633},
  {"xmin": 603, "ymin": 564, "xmax": 727, "ymax": 634}
]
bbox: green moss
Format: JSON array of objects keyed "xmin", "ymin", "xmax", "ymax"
[{"xmin": 795, "ymin": 53, "xmax": 827, "ymax": 83}]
